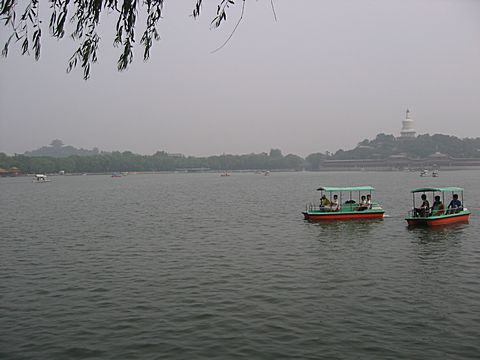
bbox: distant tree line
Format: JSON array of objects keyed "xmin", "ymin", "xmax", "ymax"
[
  {"xmin": 0, "ymin": 149, "xmax": 304, "ymax": 174},
  {"xmin": 2, "ymin": 134, "xmax": 479, "ymax": 174}
]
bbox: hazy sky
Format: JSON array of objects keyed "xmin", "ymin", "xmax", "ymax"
[{"xmin": 1, "ymin": 0, "xmax": 480, "ymax": 157}]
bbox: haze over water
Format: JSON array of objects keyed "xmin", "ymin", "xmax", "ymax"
[
  {"xmin": 1, "ymin": 171, "xmax": 480, "ymax": 359},
  {"xmin": 1, "ymin": 0, "xmax": 480, "ymax": 156}
]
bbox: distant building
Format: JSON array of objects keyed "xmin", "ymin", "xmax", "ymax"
[
  {"xmin": 399, "ymin": 109, "xmax": 416, "ymax": 139},
  {"xmin": 167, "ymin": 153, "xmax": 184, "ymax": 158},
  {"xmin": 428, "ymin": 151, "xmax": 448, "ymax": 159},
  {"xmin": 0, "ymin": 167, "xmax": 21, "ymax": 177},
  {"xmin": 316, "ymin": 156, "xmax": 480, "ymax": 171}
]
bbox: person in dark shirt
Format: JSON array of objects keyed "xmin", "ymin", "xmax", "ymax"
[
  {"xmin": 415, "ymin": 194, "xmax": 430, "ymax": 217},
  {"xmin": 448, "ymin": 194, "xmax": 462, "ymax": 213}
]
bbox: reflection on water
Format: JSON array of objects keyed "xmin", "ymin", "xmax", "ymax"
[
  {"xmin": 306, "ymin": 220, "xmax": 384, "ymax": 251},
  {"xmin": 409, "ymin": 224, "xmax": 466, "ymax": 261},
  {"xmin": 411, "ymin": 223, "xmax": 467, "ymax": 241},
  {"xmin": 306, "ymin": 218, "xmax": 383, "ymax": 233}
]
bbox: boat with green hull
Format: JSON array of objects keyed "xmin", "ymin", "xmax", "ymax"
[{"xmin": 302, "ymin": 186, "xmax": 384, "ymax": 221}]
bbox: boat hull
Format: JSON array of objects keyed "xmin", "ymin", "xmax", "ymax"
[
  {"xmin": 303, "ymin": 211, "xmax": 384, "ymax": 221},
  {"xmin": 406, "ymin": 212, "xmax": 470, "ymax": 227}
]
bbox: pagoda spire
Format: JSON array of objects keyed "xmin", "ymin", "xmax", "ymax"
[{"xmin": 400, "ymin": 109, "xmax": 416, "ymax": 138}]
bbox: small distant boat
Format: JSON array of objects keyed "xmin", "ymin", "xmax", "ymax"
[
  {"xmin": 420, "ymin": 169, "xmax": 429, "ymax": 177},
  {"xmin": 32, "ymin": 174, "xmax": 51, "ymax": 183},
  {"xmin": 405, "ymin": 187, "xmax": 470, "ymax": 227},
  {"xmin": 254, "ymin": 170, "xmax": 269, "ymax": 175},
  {"xmin": 111, "ymin": 172, "xmax": 122, "ymax": 178},
  {"xmin": 220, "ymin": 171, "xmax": 230, "ymax": 177},
  {"xmin": 432, "ymin": 170, "xmax": 439, "ymax": 177},
  {"xmin": 302, "ymin": 186, "xmax": 385, "ymax": 221}
]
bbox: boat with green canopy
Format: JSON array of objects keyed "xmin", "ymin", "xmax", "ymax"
[
  {"xmin": 302, "ymin": 186, "xmax": 385, "ymax": 221},
  {"xmin": 405, "ymin": 187, "xmax": 470, "ymax": 226}
]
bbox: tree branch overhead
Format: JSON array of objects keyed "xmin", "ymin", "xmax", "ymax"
[{"xmin": 0, "ymin": 0, "xmax": 276, "ymax": 79}]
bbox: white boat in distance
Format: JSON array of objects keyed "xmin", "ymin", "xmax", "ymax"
[{"xmin": 33, "ymin": 174, "xmax": 51, "ymax": 183}]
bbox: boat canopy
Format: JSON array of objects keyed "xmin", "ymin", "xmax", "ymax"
[
  {"xmin": 411, "ymin": 187, "xmax": 464, "ymax": 193},
  {"xmin": 316, "ymin": 186, "xmax": 375, "ymax": 192}
]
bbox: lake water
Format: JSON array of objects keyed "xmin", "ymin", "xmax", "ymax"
[{"xmin": 1, "ymin": 171, "xmax": 480, "ymax": 359}]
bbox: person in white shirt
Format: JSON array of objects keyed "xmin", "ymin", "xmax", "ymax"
[
  {"xmin": 330, "ymin": 194, "xmax": 339, "ymax": 211},
  {"xmin": 365, "ymin": 194, "xmax": 372, "ymax": 209},
  {"xmin": 358, "ymin": 195, "xmax": 368, "ymax": 211}
]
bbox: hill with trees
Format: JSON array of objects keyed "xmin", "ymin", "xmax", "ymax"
[
  {"xmin": 23, "ymin": 140, "xmax": 100, "ymax": 158},
  {"xmin": 331, "ymin": 133, "xmax": 480, "ymax": 160}
]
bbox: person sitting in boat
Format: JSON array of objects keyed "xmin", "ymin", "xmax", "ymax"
[
  {"xmin": 358, "ymin": 194, "xmax": 372, "ymax": 210},
  {"xmin": 357, "ymin": 195, "xmax": 368, "ymax": 211},
  {"xmin": 414, "ymin": 194, "xmax": 430, "ymax": 217},
  {"xmin": 319, "ymin": 195, "xmax": 331, "ymax": 211},
  {"xmin": 431, "ymin": 195, "xmax": 445, "ymax": 216},
  {"xmin": 366, "ymin": 194, "xmax": 372, "ymax": 208},
  {"xmin": 330, "ymin": 194, "xmax": 340, "ymax": 211},
  {"xmin": 447, "ymin": 194, "xmax": 462, "ymax": 213}
]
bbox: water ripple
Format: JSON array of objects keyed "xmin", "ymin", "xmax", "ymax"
[{"xmin": 1, "ymin": 172, "xmax": 480, "ymax": 359}]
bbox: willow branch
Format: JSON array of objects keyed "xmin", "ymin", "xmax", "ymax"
[{"xmin": 211, "ymin": 0, "xmax": 245, "ymax": 54}]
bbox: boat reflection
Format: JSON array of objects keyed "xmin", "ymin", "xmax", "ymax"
[
  {"xmin": 409, "ymin": 224, "xmax": 467, "ymax": 244},
  {"xmin": 306, "ymin": 218, "xmax": 383, "ymax": 240}
]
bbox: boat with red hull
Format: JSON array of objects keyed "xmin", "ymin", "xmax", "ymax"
[
  {"xmin": 405, "ymin": 187, "xmax": 470, "ymax": 227},
  {"xmin": 302, "ymin": 186, "xmax": 384, "ymax": 221},
  {"xmin": 304, "ymin": 211, "xmax": 384, "ymax": 221}
]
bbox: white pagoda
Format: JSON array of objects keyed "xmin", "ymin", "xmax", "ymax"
[{"xmin": 400, "ymin": 109, "xmax": 416, "ymax": 138}]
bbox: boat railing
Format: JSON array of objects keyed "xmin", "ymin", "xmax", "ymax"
[
  {"xmin": 306, "ymin": 203, "xmax": 340, "ymax": 212},
  {"xmin": 408, "ymin": 207, "xmax": 464, "ymax": 218},
  {"xmin": 444, "ymin": 207, "xmax": 464, "ymax": 214},
  {"xmin": 306, "ymin": 203, "xmax": 377, "ymax": 212},
  {"xmin": 342, "ymin": 203, "xmax": 375, "ymax": 211}
]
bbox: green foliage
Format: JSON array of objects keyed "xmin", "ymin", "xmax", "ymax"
[
  {"xmin": 283, "ymin": 154, "xmax": 304, "ymax": 169},
  {"xmin": 269, "ymin": 148, "xmax": 283, "ymax": 158},
  {"xmin": 331, "ymin": 133, "xmax": 480, "ymax": 160},
  {"xmin": 305, "ymin": 153, "xmax": 326, "ymax": 170},
  {"xmin": 3, "ymin": 133, "xmax": 479, "ymax": 174},
  {"xmin": 0, "ymin": 0, "xmax": 241, "ymax": 79},
  {"xmin": 0, "ymin": 149, "xmax": 304, "ymax": 174}
]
